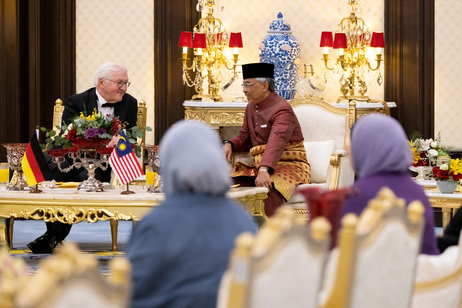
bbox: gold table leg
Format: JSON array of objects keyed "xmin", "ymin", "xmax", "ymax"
[
  {"xmin": 0, "ymin": 217, "xmax": 7, "ymax": 248},
  {"xmin": 110, "ymin": 219, "xmax": 118, "ymax": 252},
  {"xmin": 441, "ymin": 207, "xmax": 452, "ymax": 231}
]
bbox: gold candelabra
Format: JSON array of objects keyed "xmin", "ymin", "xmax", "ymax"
[
  {"xmin": 179, "ymin": 0, "xmax": 243, "ymax": 102},
  {"xmin": 320, "ymin": 0, "xmax": 384, "ymax": 102}
]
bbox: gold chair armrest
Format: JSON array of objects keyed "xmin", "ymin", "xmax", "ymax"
[{"xmin": 328, "ymin": 150, "xmax": 348, "ymax": 191}]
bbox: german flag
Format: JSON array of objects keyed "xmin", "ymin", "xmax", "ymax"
[{"xmin": 21, "ymin": 133, "xmax": 52, "ymax": 187}]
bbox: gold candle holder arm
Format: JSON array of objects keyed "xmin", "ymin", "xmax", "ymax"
[
  {"xmin": 323, "ymin": 54, "xmax": 335, "ymax": 71},
  {"xmin": 367, "ymin": 54, "xmax": 383, "ymax": 71}
]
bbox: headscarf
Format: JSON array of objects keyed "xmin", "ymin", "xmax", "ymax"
[
  {"xmin": 351, "ymin": 114, "xmax": 412, "ymax": 178},
  {"xmin": 159, "ymin": 120, "xmax": 232, "ymax": 197}
]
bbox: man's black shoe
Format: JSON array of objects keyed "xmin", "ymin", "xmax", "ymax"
[
  {"xmin": 48, "ymin": 235, "xmax": 63, "ymax": 253},
  {"xmin": 27, "ymin": 233, "xmax": 52, "ymax": 254}
]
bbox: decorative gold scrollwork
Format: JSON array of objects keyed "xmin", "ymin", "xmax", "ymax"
[
  {"xmin": 185, "ymin": 111, "xmax": 207, "ymax": 122},
  {"xmin": 13, "ymin": 208, "xmax": 134, "ymax": 224},
  {"xmin": 210, "ymin": 112, "xmax": 244, "ymax": 125}
]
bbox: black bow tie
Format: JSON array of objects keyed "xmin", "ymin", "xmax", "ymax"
[{"xmin": 101, "ymin": 102, "xmax": 118, "ymax": 108}]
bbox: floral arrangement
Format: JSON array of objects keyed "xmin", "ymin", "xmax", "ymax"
[
  {"xmin": 63, "ymin": 109, "xmax": 120, "ymax": 146},
  {"xmin": 409, "ymin": 131, "xmax": 450, "ymax": 167},
  {"xmin": 432, "ymin": 159, "xmax": 462, "ymax": 182},
  {"xmin": 42, "ymin": 108, "xmax": 150, "ymax": 158}
]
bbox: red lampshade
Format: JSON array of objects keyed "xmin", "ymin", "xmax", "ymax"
[
  {"xmin": 229, "ymin": 32, "xmax": 243, "ymax": 48},
  {"xmin": 333, "ymin": 33, "xmax": 348, "ymax": 49},
  {"xmin": 320, "ymin": 31, "xmax": 333, "ymax": 47},
  {"xmin": 370, "ymin": 32, "xmax": 385, "ymax": 48},
  {"xmin": 178, "ymin": 31, "xmax": 193, "ymax": 48},
  {"xmin": 193, "ymin": 33, "xmax": 207, "ymax": 49}
]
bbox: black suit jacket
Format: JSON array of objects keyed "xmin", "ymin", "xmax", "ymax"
[{"xmin": 62, "ymin": 87, "xmax": 138, "ymax": 129}]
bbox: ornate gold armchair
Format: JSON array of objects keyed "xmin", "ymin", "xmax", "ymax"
[
  {"xmin": 216, "ymin": 206, "xmax": 331, "ymax": 308},
  {"xmin": 320, "ymin": 188, "xmax": 425, "ymax": 308},
  {"xmin": 7, "ymin": 243, "xmax": 131, "ymax": 308},
  {"xmin": 284, "ymin": 96, "xmax": 357, "ymax": 220},
  {"xmin": 411, "ymin": 232, "xmax": 462, "ymax": 308}
]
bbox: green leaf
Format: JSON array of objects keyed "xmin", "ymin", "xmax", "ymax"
[
  {"xmin": 126, "ymin": 131, "xmax": 132, "ymax": 138},
  {"xmin": 129, "ymin": 138, "xmax": 136, "ymax": 144},
  {"xmin": 46, "ymin": 143, "xmax": 53, "ymax": 150},
  {"xmin": 132, "ymin": 131, "xmax": 143, "ymax": 139},
  {"xmin": 135, "ymin": 145, "xmax": 141, "ymax": 158},
  {"xmin": 40, "ymin": 127, "xmax": 47, "ymax": 131},
  {"xmin": 40, "ymin": 144, "xmax": 46, "ymax": 151},
  {"xmin": 49, "ymin": 130, "xmax": 56, "ymax": 137},
  {"xmin": 145, "ymin": 126, "xmax": 152, "ymax": 132},
  {"xmin": 46, "ymin": 138, "xmax": 54, "ymax": 144}
]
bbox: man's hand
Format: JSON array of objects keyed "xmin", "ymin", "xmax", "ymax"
[
  {"xmin": 255, "ymin": 167, "xmax": 272, "ymax": 191},
  {"xmin": 223, "ymin": 143, "xmax": 233, "ymax": 162},
  {"xmin": 108, "ymin": 134, "xmax": 120, "ymax": 147}
]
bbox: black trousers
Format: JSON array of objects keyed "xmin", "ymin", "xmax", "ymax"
[{"xmin": 438, "ymin": 208, "xmax": 462, "ymax": 253}]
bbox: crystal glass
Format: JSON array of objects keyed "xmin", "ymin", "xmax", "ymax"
[
  {"xmin": 0, "ymin": 163, "xmax": 9, "ymax": 190},
  {"xmin": 2, "ymin": 143, "xmax": 28, "ymax": 191},
  {"xmin": 144, "ymin": 145, "xmax": 162, "ymax": 193}
]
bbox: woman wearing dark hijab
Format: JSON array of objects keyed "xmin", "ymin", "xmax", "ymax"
[
  {"xmin": 342, "ymin": 114, "xmax": 439, "ymax": 255},
  {"xmin": 126, "ymin": 120, "xmax": 257, "ymax": 308}
]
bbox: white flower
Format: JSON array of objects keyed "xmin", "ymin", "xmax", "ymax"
[
  {"xmin": 63, "ymin": 124, "xmax": 74, "ymax": 137},
  {"xmin": 430, "ymin": 141, "xmax": 438, "ymax": 148},
  {"xmin": 428, "ymin": 149, "xmax": 438, "ymax": 157},
  {"xmin": 440, "ymin": 163, "xmax": 449, "ymax": 170},
  {"xmin": 417, "ymin": 138, "xmax": 432, "ymax": 152}
]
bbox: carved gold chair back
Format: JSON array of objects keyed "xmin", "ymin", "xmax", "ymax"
[
  {"xmin": 321, "ymin": 187, "xmax": 425, "ymax": 308},
  {"xmin": 52, "ymin": 99, "xmax": 65, "ymax": 132},
  {"xmin": 217, "ymin": 206, "xmax": 331, "ymax": 308},
  {"xmin": 12, "ymin": 243, "xmax": 131, "ymax": 308}
]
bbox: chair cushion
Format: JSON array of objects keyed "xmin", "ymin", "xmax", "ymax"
[{"xmin": 304, "ymin": 140, "xmax": 335, "ymax": 183}]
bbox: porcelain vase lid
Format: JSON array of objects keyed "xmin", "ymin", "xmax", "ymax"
[{"xmin": 268, "ymin": 12, "xmax": 292, "ymax": 34}]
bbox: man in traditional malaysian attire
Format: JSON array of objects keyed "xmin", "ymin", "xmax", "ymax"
[{"xmin": 222, "ymin": 63, "xmax": 310, "ymax": 217}]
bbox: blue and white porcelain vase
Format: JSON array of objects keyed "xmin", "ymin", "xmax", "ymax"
[{"xmin": 259, "ymin": 12, "xmax": 301, "ymax": 100}]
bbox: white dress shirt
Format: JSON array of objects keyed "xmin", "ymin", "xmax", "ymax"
[{"xmin": 96, "ymin": 89, "xmax": 115, "ymax": 117}]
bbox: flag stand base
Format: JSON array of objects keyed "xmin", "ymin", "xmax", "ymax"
[
  {"xmin": 29, "ymin": 184, "xmax": 42, "ymax": 193},
  {"xmin": 121, "ymin": 183, "xmax": 135, "ymax": 195}
]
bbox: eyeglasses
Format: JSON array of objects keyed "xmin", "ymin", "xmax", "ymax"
[
  {"xmin": 106, "ymin": 79, "xmax": 131, "ymax": 88},
  {"xmin": 241, "ymin": 82, "xmax": 257, "ymax": 88}
]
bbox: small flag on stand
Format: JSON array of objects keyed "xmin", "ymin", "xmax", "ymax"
[
  {"xmin": 109, "ymin": 131, "xmax": 144, "ymax": 185},
  {"xmin": 22, "ymin": 133, "xmax": 52, "ymax": 187}
]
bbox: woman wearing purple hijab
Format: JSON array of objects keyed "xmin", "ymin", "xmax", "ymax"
[{"xmin": 342, "ymin": 114, "xmax": 439, "ymax": 255}]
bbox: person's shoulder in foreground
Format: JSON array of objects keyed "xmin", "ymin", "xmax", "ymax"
[{"xmin": 126, "ymin": 120, "xmax": 257, "ymax": 308}]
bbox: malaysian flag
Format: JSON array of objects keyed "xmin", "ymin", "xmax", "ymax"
[{"xmin": 109, "ymin": 131, "xmax": 144, "ymax": 185}]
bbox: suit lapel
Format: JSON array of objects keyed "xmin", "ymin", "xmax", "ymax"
[{"xmin": 87, "ymin": 88, "xmax": 98, "ymax": 113}]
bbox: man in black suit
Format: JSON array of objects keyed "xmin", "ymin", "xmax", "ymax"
[{"xmin": 27, "ymin": 62, "xmax": 138, "ymax": 254}]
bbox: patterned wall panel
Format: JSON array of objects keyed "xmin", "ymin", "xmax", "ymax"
[
  {"xmin": 435, "ymin": 1, "xmax": 462, "ymax": 150},
  {"xmin": 76, "ymin": 0, "xmax": 155, "ymax": 144},
  {"xmin": 213, "ymin": 0, "xmax": 385, "ymax": 103}
]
